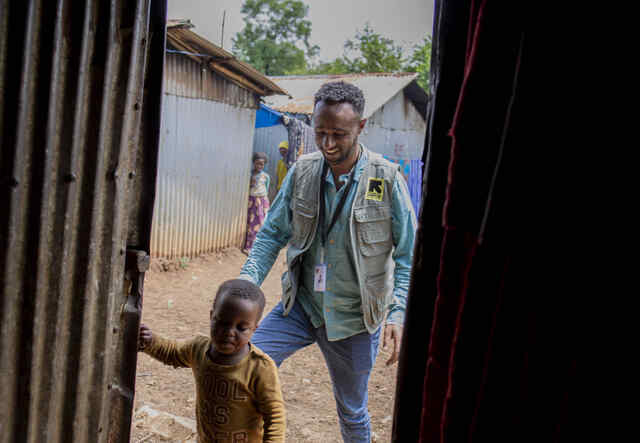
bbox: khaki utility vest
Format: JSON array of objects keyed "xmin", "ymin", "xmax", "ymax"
[{"xmin": 281, "ymin": 146, "xmax": 400, "ymax": 333}]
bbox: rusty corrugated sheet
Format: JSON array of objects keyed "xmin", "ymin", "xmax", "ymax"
[
  {"xmin": 150, "ymin": 59, "xmax": 256, "ymax": 258},
  {"xmin": 166, "ymin": 25, "xmax": 289, "ymax": 97},
  {"xmin": 164, "ymin": 53, "xmax": 258, "ymax": 108},
  {"xmin": 0, "ymin": 1, "xmax": 166, "ymax": 442}
]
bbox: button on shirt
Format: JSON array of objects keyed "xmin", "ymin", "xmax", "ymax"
[{"xmin": 240, "ymin": 148, "xmax": 417, "ymax": 341}]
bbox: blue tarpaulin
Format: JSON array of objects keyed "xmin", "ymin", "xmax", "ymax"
[
  {"xmin": 408, "ymin": 159, "xmax": 423, "ymax": 215},
  {"xmin": 255, "ymin": 103, "xmax": 283, "ymax": 128},
  {"xmin": 383, "ymin": 156, "xmax": 423, "ymax": 214}
]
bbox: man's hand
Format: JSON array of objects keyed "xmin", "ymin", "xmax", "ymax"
[
  {"xmin": 382, "ymin": 323, "xmax": 403, "ymax": 366},
  {"xmin": 138, "ymin": 323, "xmax": 153, "ymax": 350}
]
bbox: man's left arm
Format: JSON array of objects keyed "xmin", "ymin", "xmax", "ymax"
[{"xmin": 383, "ymin": 170, "xmax": 417, "ymax": 366}]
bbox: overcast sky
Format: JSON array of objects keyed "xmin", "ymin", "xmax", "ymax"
[{"xmin": 168, "ymin": 0, "xmax": 434, "ymax": 62}]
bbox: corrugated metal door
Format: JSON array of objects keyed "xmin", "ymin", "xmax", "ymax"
[{"xmin": 0, "ymin": 1, "xmax": 166, "ymax": 442}]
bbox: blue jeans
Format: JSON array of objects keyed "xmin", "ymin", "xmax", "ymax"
[{"xmin": 252, "ymin": 300, "xmax": 381, "ymax": 443}]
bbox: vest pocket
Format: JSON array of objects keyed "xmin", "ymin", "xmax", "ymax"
[
  {"xmin": 354, "ymin": 205, "xmax": 391, "ymax": 222},
  {"xmin": 290, "ymin": 198, "xmax": 316, "ymax": 247},
  {"xmin": 365, "ymin": 272, "xmax": 390, "ymax": 322},
  {"xmin": 355, "ymin": 206, "xmax": 392, "ymax": 256}
]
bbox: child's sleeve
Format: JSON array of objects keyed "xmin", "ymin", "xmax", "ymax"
[
  {"xmin": 254, "ymin": 358, "xmax": 286, "ymax": 442},
  {"xmin": 142, "ymin": 334, "xmax": 200, "ymax": 368},
  {"xmin": 264, "ymin": 172, "xmax": 271, "ymax": 195}
]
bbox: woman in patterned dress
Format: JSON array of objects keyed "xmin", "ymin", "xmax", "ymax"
[{"xmin": 243, "ymin": 152, "xmax": 271, "ymax": 254}]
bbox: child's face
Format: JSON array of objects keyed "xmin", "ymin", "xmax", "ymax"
[
  {"xmin": 210, "ymin": 295, "xmax": 260, "ymax": 356},
  {"xmin": 279, "ymin": 148, "xmax": 288, "ymax": 158},
  {"xmin": 253, "ymin": 159, "xmax": 265, "ymax": 172}
]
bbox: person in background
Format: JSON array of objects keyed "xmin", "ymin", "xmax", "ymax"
[
  {"xmin": 276, "ymin": 141, "xmax": 289, "ymax": 191},
  {"xmin": 238, "ymin": 81, "xmax": 417, "ymax": 442},
  {"xmin": 243, "ymin": 152, "xmax": 270, "ymax": 255}
]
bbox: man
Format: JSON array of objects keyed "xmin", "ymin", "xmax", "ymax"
[
  {"xmin": 276, "ymin": 140, "xmax": 289, "ymax": 191},
  {"xmin": 239, "ymin": 81, "xmax": 416, "ymax": 442}
]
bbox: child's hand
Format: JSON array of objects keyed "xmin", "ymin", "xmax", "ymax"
[{"xmin": 138, "ymin": 323, "xmax": 153, "ymax": 350}]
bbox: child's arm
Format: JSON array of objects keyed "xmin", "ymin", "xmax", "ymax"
[
  {"xmin": 138, "ymin": 323, "xmax": 196, "ymax": 368},
  {"xmin": 254, "ymin": 359, "xmax": 286, "ymax": 442}
]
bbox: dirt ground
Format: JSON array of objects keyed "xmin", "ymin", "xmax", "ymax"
[{"xmin": 131, "ymin": 248, "xmax": 398, "ymax": 442}]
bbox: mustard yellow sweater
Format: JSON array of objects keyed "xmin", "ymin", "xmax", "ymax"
[{"xmin": 144, "ymin": 335, "xmax": 286, "ymax": 442}]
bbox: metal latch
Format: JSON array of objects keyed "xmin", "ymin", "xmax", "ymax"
[
  {"xmin": 106, "ymin": 249, "xmax": 150, "ymax": 443},
  {"xmin": 124, "ymin": 249, "xmax": 150, "ymax": 310}
]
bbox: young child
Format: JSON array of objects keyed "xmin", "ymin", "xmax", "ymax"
[
  {"xmin": 243, "ymin": 152, "xmax": 271, "ymax": 254},
  {"xmin": 138, "ymin": 279, "xmax": 285, "ymax": 443}
]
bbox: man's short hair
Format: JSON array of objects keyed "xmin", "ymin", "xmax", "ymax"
[
  {"xmin": 214, "ymin": 279, "xmax": 266, "ymax": 319},
  {"xmin": 314, "ymin": 81, "xmax": 365, "ymax": 116}
]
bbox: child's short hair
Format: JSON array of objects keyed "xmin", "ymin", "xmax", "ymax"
[
  {"xmin": 252, "ymin": 152, "xmax": 268, "ymax": 163},
  {"xmin": 213, "ymin": 279, "xmax": 266, "ymax": 319}
]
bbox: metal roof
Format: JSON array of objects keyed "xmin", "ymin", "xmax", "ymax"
[
  {"xmin": 166, "ymin": 21, "xmax": 288, "ymax": 97},
  {"xmin": 264, "ymin": 72, "xmax": 427, "ymax": 118}
]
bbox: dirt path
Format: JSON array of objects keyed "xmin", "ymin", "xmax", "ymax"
[{"xmin": 132, "ymin": 248, "xmax": 397, "ymax": 442}]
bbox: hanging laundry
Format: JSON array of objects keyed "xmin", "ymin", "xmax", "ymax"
[{"xmin": 283, "ymin": 115, "xmax": 316, "ymax": 164}]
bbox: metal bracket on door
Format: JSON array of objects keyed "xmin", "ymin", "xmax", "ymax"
[
  {"xmin": 106, "ymin": 249, "xmax": 150, "ymax": 443},
  {"xmin": 124, "ymin": 249, "xmax": 150, "ymax": 313}
]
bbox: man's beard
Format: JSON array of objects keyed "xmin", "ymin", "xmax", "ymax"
[{"xmin": 324, "ymin": 143, "xmax": 358, "ymax": 166}]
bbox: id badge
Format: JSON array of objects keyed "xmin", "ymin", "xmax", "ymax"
[{"xmin": 314, "ymin": 264, "xmax": 327, "ymax": 292}]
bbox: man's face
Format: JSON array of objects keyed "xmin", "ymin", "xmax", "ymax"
[
  {"xmin": 313, "ymin": 100, "xmax": 365, "ymax": 168},
  {"xmin": 279, "ymin": 148, "xmax": 288, "ymax": 158},
  {"xmin": 210, "ymin": 294, "xmax": 259, "ymax": 356}
]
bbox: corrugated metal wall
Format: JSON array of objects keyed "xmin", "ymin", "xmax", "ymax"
[
  {"xmin": 360, "ymin": 90, "xmax": 427, "ymax": 160},
  {"xmin": 164, "ymin": 52, "xmax": 258, "ymax": 108},
  {"xmin": 253, "ymin": 123, "xmax": 289, "ymax": 201},
  {"xmin": 0, "ymin": 1, "xmax": 165, "ymax": 442},
  {"xmin": 150, "ymin": 54, "xmax": 259, "ymax": 258}
]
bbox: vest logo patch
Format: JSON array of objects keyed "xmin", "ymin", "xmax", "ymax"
[{"xmin": 366, "ymin": 178, "xmax": 384, "ymax": 201}]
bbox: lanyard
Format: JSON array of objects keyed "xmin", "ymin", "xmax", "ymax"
[{"xmin": 318, "ymin": 151, "xmax": 360, "ymax": 250}]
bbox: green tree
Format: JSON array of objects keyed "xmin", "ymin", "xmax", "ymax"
[
  {"xmin": 405, "ymin": 35, "xmax": 432, "ymax": 91},
  {"xmin": 232, "ymin": 0, "xmax": 319, "ymax": 76},
  {"xmin": 302, "ymin": 24, "xmax": 406, "ymax": 75},
  {"xmin": 297, "ymin": 58, "xmax": 351, "ymax": 75},
  {"xmin": 342, "ymin": 24, "xmax": 406, "ymax": 73}
]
